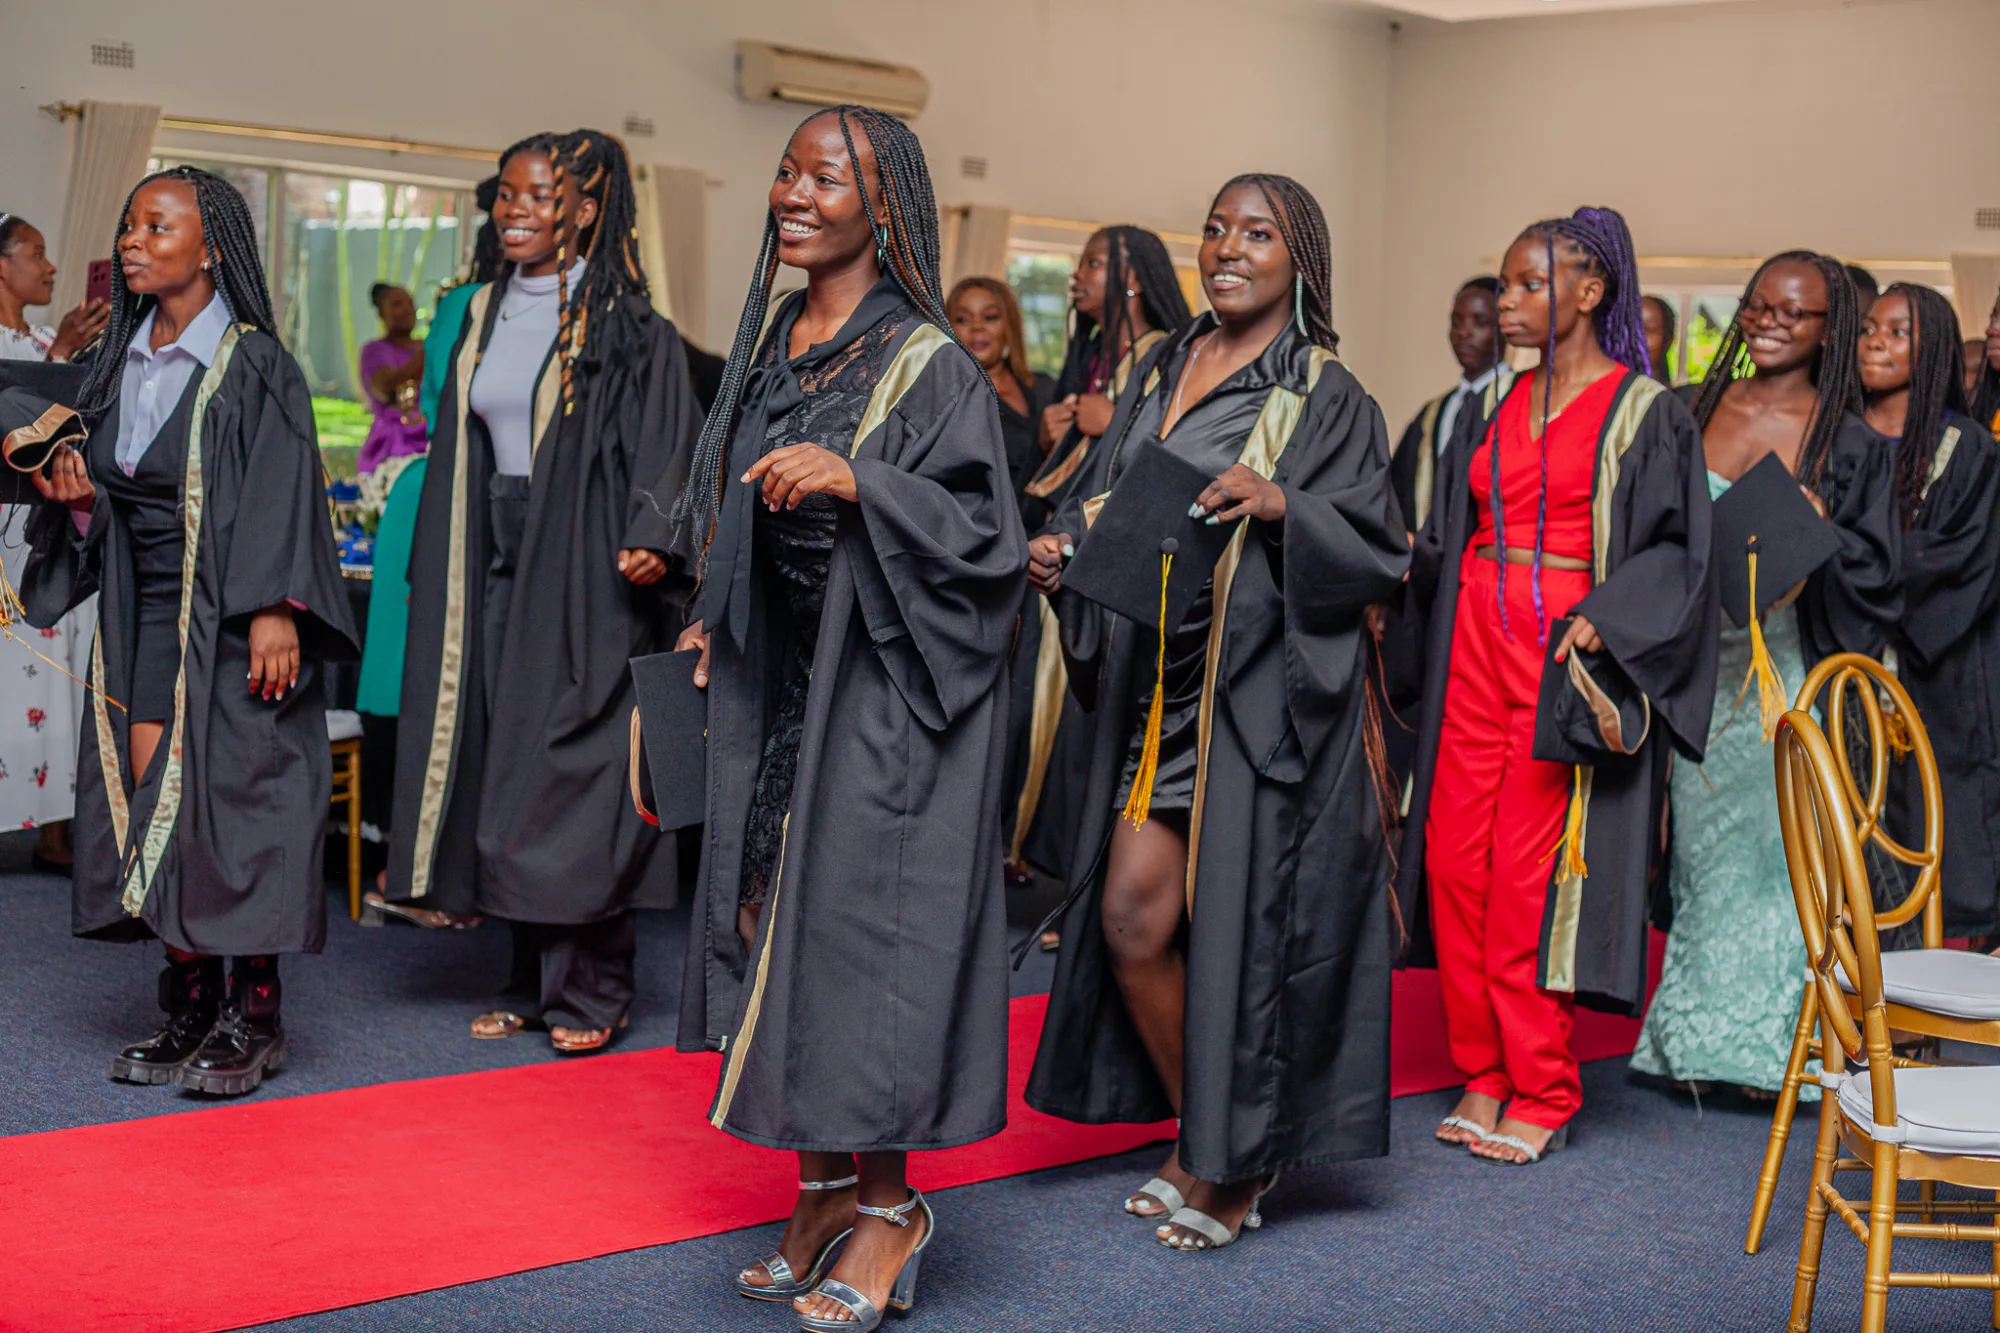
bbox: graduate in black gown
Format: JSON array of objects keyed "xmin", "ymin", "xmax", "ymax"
[
  {"xmin": 946, "ymin": 276, "xmax": 1051, "ymax": 496},
  {"xmin": 1025, "ymin": 174, "xmax": 1409, "ymax": 1250},
  {"xmin": 387, "ymin": 130, "xmax": 700, "ymax": 1052},
  {"xmin": 1009, "ymin": 230, "xmax": 1192, "ymax": 932},
  {"xmin": 1862, "ymin": 284, "xmax": 2000, "ymax": 942},
  {"xmin": 672, "ymin": 107, "xmax": 1023, "ymax": 1330},
  {"xmin": 22, "ymin": 168, "xmax": 356, "ymax": 1094},
  {"xmin": 1390, "ymin": 276, "xmax": 1511, "ymax": 534},
  {"xmin": 1970, "ymin": 286, "xmax": 2000, "ymax": 436}
]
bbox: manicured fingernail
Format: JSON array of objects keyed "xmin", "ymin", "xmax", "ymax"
[
  {"xmin": 740, "ymin": 472, "xmax": 753, "ymax": 483},
  {"xmin": 1060, "ymin": 544, "xmax": 1074, "ymax": 558},
  {"xmin": 1187, "ymin": 503, "xmax": 1205, "ymax": 518},
  {"xmin": 1203, "ymin": 514, "xmax": 1220, "ymax": 526}
]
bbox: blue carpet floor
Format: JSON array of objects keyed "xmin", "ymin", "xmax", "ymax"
[{"xmin": 2, "ymin": 832, "xmax": 1991, "ymax": 1331}]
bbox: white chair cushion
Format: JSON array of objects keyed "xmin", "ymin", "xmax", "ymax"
[
  {"xmin": 1833, "ymin": 948, "xmax": 2000, "ymax": 1021},
  {"xmin": 326, "ymin": 709, "xmax": 363, "ymax": 743},
  {"xmin": 1834, "ymin": 1065, "xmax": 2000, "ymax": 1156}
]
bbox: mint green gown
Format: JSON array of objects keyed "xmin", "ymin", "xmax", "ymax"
[{"xmin": 1631, "ymin": 469, "xmax": 1816, "ymax": 1096}]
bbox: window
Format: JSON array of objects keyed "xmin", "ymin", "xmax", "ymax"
[
  {"xmin": 1002, "ymin": 217, "xmax": 1204, "ymax": 380},
  {"xmin": 148, "ymin": 154, "xmax": 479, "ymax": 479}
]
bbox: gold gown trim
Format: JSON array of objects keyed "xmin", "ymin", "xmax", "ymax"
[
  {"xmin": 114, "ymin": 324, "xmax": 243, "ymax": 914},
  {"xmin": 1542, "ymin": 373, "xmax": 1665, "ymax": 990},
  {"xmin": 1022, "ymin": 329, "xmax": 1167, "ymax": 500},
  {"xmin": 1007, "ymin": 595, "xmax": 1066, "ymax": 864}
]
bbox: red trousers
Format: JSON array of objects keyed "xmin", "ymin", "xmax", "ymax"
[{"xmin": 1424, "ymin": 556, "xmax": 1590, "ymax": 1129}]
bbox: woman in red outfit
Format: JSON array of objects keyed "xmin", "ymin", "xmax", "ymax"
[{"xmin": 1396, "ymin": 207, "xmax": 1718, "ymax": 1164}]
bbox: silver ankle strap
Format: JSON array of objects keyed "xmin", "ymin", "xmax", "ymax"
[
  {"xmin": 798, "ymin": 1175, "xmax": 859, "ymax": 1191},
  {"xmin": 855, "ymin": 1188, "xmax": 921, "ymax": 1228}
]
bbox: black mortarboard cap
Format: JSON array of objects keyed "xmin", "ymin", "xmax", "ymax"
[
  {"xmin": 1532, "ymin": 617, "xmax": 1652, "ymax": 766},
  {"xmin": 628, "ymin": 648, "xmax": 708, "ymax": 831},
  {"xmin": 1712, "ymin": 452, "xmax": 1840, "ymax": 628},
  {"xmin": 1059, "ymin": 441, "xmax": 1236, "ymax": 632},
  {"xmin": 1, "ymin": 386, "xmax": 86, "ymax": 475}
]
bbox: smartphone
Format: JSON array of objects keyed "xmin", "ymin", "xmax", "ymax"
[{"xmin": 86, "ymin": 259, "xmax": 115, "ymax": 306}]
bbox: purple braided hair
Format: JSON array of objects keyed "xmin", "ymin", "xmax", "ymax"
[{"xmin": 1486, "ymin": 205, "xmax": 1648, "ymax": 644}]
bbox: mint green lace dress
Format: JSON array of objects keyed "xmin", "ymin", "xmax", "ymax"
[{"xmin": 1630, "ymin": 470, "xmax": 1816, "ymax": 1096}]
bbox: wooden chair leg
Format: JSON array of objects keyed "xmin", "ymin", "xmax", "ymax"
[
  {"xmin": 1751, "ymin": 985, "xmax": 1819, "ymax": 1253},
  {"xmin": 1789, "ymin": 1081, "xmax": 1843, "ymax": 1332},
  {"xmin": 1859, "ymin": 1141, "xmax": 1898, "ymax": 1333},
  {"xmin": 346, "ymin": 757, "xmax": 362, "ymax": 922}
]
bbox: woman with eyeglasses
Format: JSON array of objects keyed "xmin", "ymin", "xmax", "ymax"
[{"xmin": 1630, "ymin": 252, "xmax": 1899, "ymax": 1100}]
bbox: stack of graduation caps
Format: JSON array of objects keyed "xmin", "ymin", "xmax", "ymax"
[
  {"xmin": 1059, "ymin": 440, "xmax": 1235, "ymax": 631},
  {"xmin": 627, "ymin": 648, "xmax": 708, "ymax": 830}
]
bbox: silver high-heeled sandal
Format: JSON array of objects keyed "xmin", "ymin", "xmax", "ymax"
[
  {"xmin": 1123, "ymin": 1175, "xmax": 1186, "ymax": 1217},
  {"xmin": 736, "ymin": 1175, "xmax": 857, "ymax": 1302},
  {"xmin": 796, "ymin": 1189, "xmax": 935, "ymax": 1332},
  {"xmin": 1157, "ymin": 1172, "xmax": 1280, "ymax": 1251}
]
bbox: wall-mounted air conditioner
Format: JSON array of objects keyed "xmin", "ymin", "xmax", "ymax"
[{"xmin": 735, "ymin": 41, "xmax": 930, "ymax": 120}]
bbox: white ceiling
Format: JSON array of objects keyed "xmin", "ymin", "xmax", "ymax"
[{"xmin": 1381, "ymin": 0, "xmax": 1748, "ymax": 23}]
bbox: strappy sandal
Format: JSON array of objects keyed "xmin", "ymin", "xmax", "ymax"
[
  {"xmin": 1473, "ymin": 1124, "xmax": 1570, "ymax": 1165},
  {"xmin": 364, "ymin": 892, "xmax": 483, "ymax": 930},
  {"xmin": 1123, "ymin": 1175, "xmax": 1186, "ymax": 1218},
  {"xmin": 550, "ymin": 1013, "xmax": 630, "ymax": 1055},
  {"xmin": 1435, "ymin": 1114, "xmax": 1496, "ymax": 1147},
  {"xmin": 470, "ymin": 1010, "xmax": 529, "ymax": 1040},
  {"xmin": 796, "ymin": 1189, "xmax": 935, "ymax": 1332},
  {"xmin": 1157, "ymin": 1173, "xmax": 1279, "ymax": 1252},
  {"xmin": 737, "ymin": 1175, "xmax": 857, "ymax": 1302}
]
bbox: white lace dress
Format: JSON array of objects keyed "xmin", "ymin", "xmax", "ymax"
[{"xmin": 0, "ymin": 322, "xmax": 96, "ymax": 831}]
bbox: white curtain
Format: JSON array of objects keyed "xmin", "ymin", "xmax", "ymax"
[
  {"xmin": 944, "ymin": 204, "xmax": 1013, "ymax": 288},
  {"xmin": 1949, "ymin": 253, "xmax": 2000, "ymax": 338},
  {"xmin": 52, "ymin": 101, "xmax": 162, "ymax": 313},
  {"xmin": 632, "ymin": 164, "xmax": 708, "ymax": 347}
]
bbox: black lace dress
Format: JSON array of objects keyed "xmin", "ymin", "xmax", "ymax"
[{"xmin": 737, "ymin": 311, "xmax": 906, "ymax": 906}]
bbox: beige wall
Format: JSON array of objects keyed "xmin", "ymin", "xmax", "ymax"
[
  {"xmin": 1377, "ymin": 0, "xmax": 2000, "ymax": 428},
  {"xmin": 0, "ymin": 0, "xmax": 1391, "ymax": 359}
]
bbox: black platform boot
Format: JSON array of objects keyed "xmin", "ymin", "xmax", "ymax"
[
  {"xmin": 177, "ymin": 955, "xmax": 286, "ymax": 1095},
  {"xmin": 112, "ymin": 956, "xmax": 224, "ymax": 1084}
]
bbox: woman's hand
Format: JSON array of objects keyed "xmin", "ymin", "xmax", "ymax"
[
  {"xmin": 675, "ymin": 619, "xmax": 710, "ymax": 688},
  {"xmin": 31, "ymin": 443, "xmax": 95, "ymax": 512},
  {"xmin": 248, "ymin": 605, "xmax": 301, "ymax": 701},
  {"xmin": 1028, "ymin": 532, "xmax": 1072, "ymax": 596},
  {"xmin": 1553, "ymin": 615, "xmax": 1603, "ymax": 664},
  {"xmin": 48, "ymin": 299, "xmax": 111, "ymax": 363},
  {"xmin": 1040, "ymin": 397, "xmax": 1078, "ymax": 452},
  {"xmin": 1074, "ymin": 393, "xmax": 1114, "ymax": 438},
  {"xmin": 618, "ymin": 549, "xmax": 666, "ymax": 585},
  {"xmin": 742, "ymin": 444, "xmax": 857, "ymax": 510},
  {"xmin": 1194, "ymin": 464, "xmax": 1287, "ymax": 525}
]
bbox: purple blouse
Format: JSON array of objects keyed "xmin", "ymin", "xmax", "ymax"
[{"xmin": 357, "ymin": 339, "xmax": 429, "ymax": 474}]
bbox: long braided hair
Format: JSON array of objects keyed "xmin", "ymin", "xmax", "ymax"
[
  {"xmin": 1688, "ymin": 251, "xmax": 1862, "ymax": 492},
  {"xmin": 494, "ymin": 129, "xmax": 650, "ymax": 419},
  {"xmin": 1489, "ymin": 205, "xmax": 1647, "ymax": 644},
  {"xmin": 1053, "ymin": 225, "xmax": 1191, "ymax": 400},
  {"xmin": 672, "ymin": 105, "xmax": 968, "ymax": 543},
  {"xmin": 1211, "ymin": 174, "xmax": 1339, "ymax": 353},
  {"xmin": 1880, "ymin": 283, "xmax": 1969, "ymax": 529},
  {"xmin": 77, "ymin": 167, "xmax": 277, "ymax": 415}
]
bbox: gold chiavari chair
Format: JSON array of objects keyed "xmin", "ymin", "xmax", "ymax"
[
  {"xmin": 1746, "ymin": 654, "xmax": 2000, "ymax": 1255},
  {"xmin": 1776, "ymin": 707, "xmax": 2000, "ymax": 1332}
]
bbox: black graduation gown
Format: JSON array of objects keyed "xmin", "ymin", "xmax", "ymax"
[
  {"xmin": 23, "ymin": 328, "xmax": 358, "ymax": 955},
  {"xmin": 1390, "ymin": 389, "xmax": 1450, "ymax": 536},
  {"xmin": 1025, "ymin": 321, "xmax": 1410, "ymax": 1184},
  {"xmin": 678, "ymin": 296, "xmax": 1026, "ymax": 1153},
  {"xmin": 387, "ymin": 287, "xmax": 699, "ymax": 921},
  {"xmin": 1890, "ymin": 412, "xmax": 2000, "ymax": 935},
  {"xmin": 998, "ymin": 371, "xmax": 1056, "ymax": 497},
  {"xmin": 1396, "ymin": 371, "xmax": 1718, "ymax": 1016}
]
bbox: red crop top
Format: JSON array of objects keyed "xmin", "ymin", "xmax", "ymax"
[{"xmin": 1468, "ymin": 369, "xmax": 1624, "ymax": 563}]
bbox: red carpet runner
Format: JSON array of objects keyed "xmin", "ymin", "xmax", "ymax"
[{"xmin": 0, "ymin": 970, "xmax": 1651, "ymax": 1333}]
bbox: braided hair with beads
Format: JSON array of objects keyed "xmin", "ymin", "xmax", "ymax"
[
  {"xmin": 1053, "ymin": 226, "xmax": 1192, "ymax": 402},
  {"xmin": 77, "ymin": 166, "xmax": 278, "ymax": 416},
  {"xmin": 1688, "ymin": 251, "xmax": 1862, "ymax": 493},
  {"xmin": 494, "ymin": 129, "xmax": 651, "ymax": 420},
  {"xmin": 673, "ymin": 104, "xmax": 977, "ymax": 545},
  {"xmin": 1880, "ymin": 283, "xmax": 1970, "ymax": 530},
  {"xmin": 1210, "ymin": 173, "xmax": 1340, "ymax": 353}
]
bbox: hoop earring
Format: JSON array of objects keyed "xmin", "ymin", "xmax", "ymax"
[{"xmin": 1293, "ymin": 275, "xmax": 1308, "ymax": 338}]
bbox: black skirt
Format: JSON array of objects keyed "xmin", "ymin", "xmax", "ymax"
[{"xmin": 1114, "ymin": 579, "xmax": 1214, "ymax": 815}]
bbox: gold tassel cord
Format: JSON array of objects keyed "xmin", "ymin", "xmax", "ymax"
[
  {"xmin": 1122, "ymin": 550, "xmax": 1174, "ymax": 830},
  {"xmin": 1739, "ymin": 548, "xmax": 1789, "ymax": 742},
  {"xmin": 0, "ymin": 562, "xmax": 124, "ymax": 713},
  {"xmin": 1548, "ymin": 765, "xmax": 1590, "ymax": 882}
]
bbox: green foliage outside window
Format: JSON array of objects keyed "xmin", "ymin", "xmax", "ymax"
[{"xmin": 1006, "ymin": 253, "xmax": 1074, "ymax": 379}]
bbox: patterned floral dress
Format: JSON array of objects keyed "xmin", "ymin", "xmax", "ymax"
[{"xmin": 1631, "ymin": 469, "xmax": 1816, "ymax": 1096}]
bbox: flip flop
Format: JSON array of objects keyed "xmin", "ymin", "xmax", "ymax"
[{"xmin": 470, "ymin": 1010, "xmax": 528, "ymax": 1040}]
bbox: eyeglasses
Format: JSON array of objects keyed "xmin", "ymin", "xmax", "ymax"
[{"xmin": 1741, "ymin": 299, "xmax": 1829, "ymax": 328}]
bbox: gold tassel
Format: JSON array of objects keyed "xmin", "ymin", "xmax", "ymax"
[
  {"xmin": 1122, "ymin": 551, "xmax": 1174, "ymax": 829},
  {"xmin": 1882, "ymin": 696, "xmax": 1914, "ymax": 760},
  {"xmin": 1739, "ymin": 547, "xmax": 1789, "ymax": 742},
  {"xmin": 1547, "ymin": 765, "xmax": 1590, "ymax": 882}
]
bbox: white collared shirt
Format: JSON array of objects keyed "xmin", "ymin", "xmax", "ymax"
[
  {"xmin": 1436, "ymin": 365, "xmax": 1503, "ymax": 458},
  {"xmin": 114, "ymin": 294, "xmax": 232, "ymax": 476}
]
